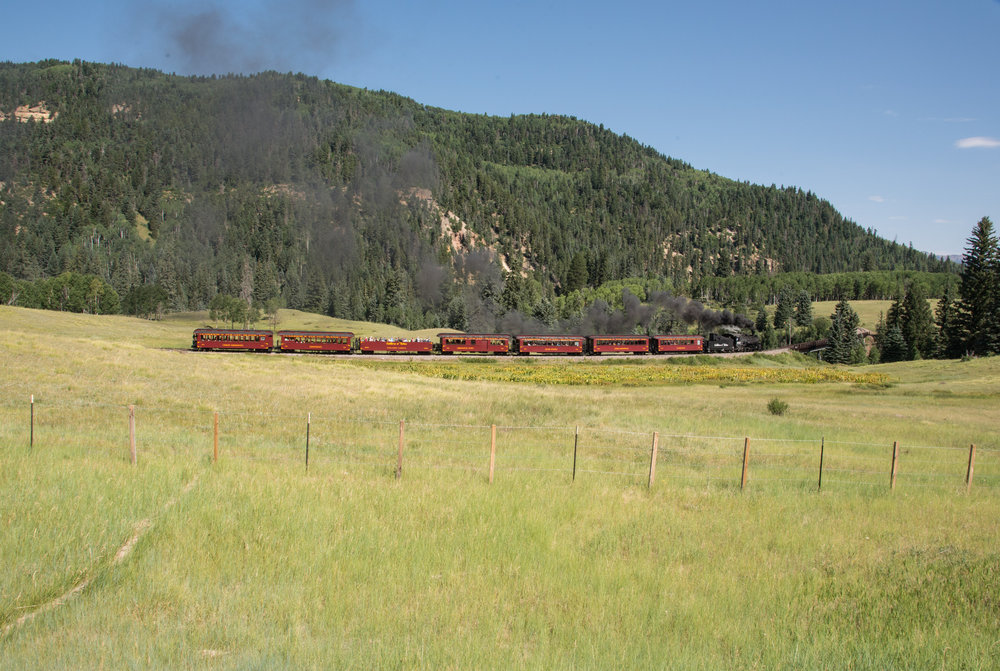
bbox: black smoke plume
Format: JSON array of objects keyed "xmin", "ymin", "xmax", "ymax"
[{"xmin": 144, "ymin": 0, "xmax": 358, "ymax": 77}]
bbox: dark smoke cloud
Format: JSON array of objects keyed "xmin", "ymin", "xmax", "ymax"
[
  {"xmin": 455, "ymin": 249, "xmax": 502, "ymax": 286},
  {"xmin": 145, "ymin": 0, "xmax": 357, "ymax": 76},
  {"xmin": 455, "ymin": 286, "xmax": 754, "ymax": 337},
  {"xmin": 646, "ymin": 291, "xmax": 753, "ymax": 331},
  {"xmin": 415, "ymin": 261, "xmax": 447, "ymax": 308},
  {"xmin": 394, "ymin": 144, "xmax": 440, "ymax": 193}
]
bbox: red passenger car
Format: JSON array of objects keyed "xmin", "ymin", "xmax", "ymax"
[
  {"xmin": 358, "ymin": 337, "xmax": 434, "ymax": 354},
  {"xmin": 277, "ymin": 331, "xmax": 353, "ymax": 353},
  {"xmin": 652, "ymin": 334, "xmax": 705, "ymax": 354},
  {"xmin": 514, "ymin": 335, "xmax": 586, "ymax": 355},
  {"xmin": 438, "ymin": 333, "xmax": 512, "ymax": 354},
  {"xmin": 192, "ymin": 328, "xmax": 273, "ymax": 352},
  {"xmin": 588, "ymin": 335, "xmax": 650, "ymax": 355}
]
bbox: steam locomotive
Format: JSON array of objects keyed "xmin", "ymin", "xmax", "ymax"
[{"xmin": 191, "ymin": 329, "xmax": 761, "ymax": 355}]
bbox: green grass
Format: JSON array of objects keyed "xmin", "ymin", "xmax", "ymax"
[{"xmin": 1, "ymin": 305, "xmax": 998, "ymax": 668}]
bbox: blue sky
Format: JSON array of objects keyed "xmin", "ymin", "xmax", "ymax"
[{"xmin": 2, "ymin": 0, "xmax": 997, "ymax": 257}]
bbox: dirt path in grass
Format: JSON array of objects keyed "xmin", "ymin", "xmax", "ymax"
[{"xmin": 2, "ymin": 476, "xmax": 199, "ymax": 638}]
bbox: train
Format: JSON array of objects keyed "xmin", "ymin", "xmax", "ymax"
[{"xmin": 191, "ymin": 329, "xmax": 761, "ymax": 355}]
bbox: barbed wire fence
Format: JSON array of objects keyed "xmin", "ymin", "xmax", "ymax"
[{"xmin": 4, "ymin": 396, "xmax": 998, "ymax": 494}]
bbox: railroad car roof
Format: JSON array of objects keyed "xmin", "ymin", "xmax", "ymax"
[
  {"xmin": 277, "ymin": 331, "xmax": 354, "ymax": 336},
  {"xmin": 516, "ymin": 334, "xmax": 584, "ymax": 339},
  {"xmin": 588, "ymin": 335, "xmax": 651, "ymax": 339},
  {"xmin": 437, "ymin": 333, "xmax": 512, "ymax": 338},
  {"xmin": 194, "ymin": 328, "xmax": 272, "ymax": 335}
]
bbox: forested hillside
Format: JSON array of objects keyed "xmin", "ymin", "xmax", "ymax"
[{"xmin": 0, "ymin": 60, "xmax": 951, "ymax": 329}]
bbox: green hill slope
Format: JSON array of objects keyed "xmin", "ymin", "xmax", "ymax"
[{"xmin": 0, "ymin": 60, "xmax": 951, "ymax": 331}]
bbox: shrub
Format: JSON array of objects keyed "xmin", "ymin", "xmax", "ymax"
[{"xmin": 767, "ymin": 398, "xmax": 789, "ymax": 416}]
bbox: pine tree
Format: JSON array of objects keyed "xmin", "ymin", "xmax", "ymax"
[
  {"xmin": 794, "ymin": 289, "xmax": 813, "ymax": 328},
  {"xmin": 500, "ymin": 272, "xmax": 525, "ymax": 314},
  {"xmin": 826, "ymin": 299, "xmax": 861, "ymax": 364},
  {"xmin": 934, "ymin": 281, "xmax": 963, "ymax": 358},
  {"xmin": 566, "ymin": 252, "xmax": 589, "ymax": 294},
  {"xmin": 755, "ymin": 307, "xmax": 769, "ymax": 333},
  {"xmin": 880, "ymin": 325, "xmax": 907, "ymax": 363},
  {"xmin": 958, "ymin": 217, "xmax": 1000, "ymax": 356},
  {"xmin": 773, "ymin": 287, "xmax": 794, "ymax": 344},
  {"xmin": 900, "ymin": 282, "xmax": 935, "ymax": 360},
  {"xmin": 755, "ymin": 307, "xmax": 777, "ymax": 349},
  {"xmin": 773, "ymin": 287, "xmax": 793, "ymax": 330}
]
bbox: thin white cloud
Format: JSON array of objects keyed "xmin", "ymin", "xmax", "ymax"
[
  {"xmin": 868, "ymin": 195, "xmax": 885, "ymax": 203},
  {"xmin": 956, "ymin": 136, "xmax": 1000, "ymax": 149},
  {"xmin": 883, "ymin": 109, "xmax": 899, "ymax": 118},
  {"xmin": 933, "ymin": 218, "xmax": 955, "ymax": 225}
]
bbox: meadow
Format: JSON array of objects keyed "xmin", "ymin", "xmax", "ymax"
[{"xmin": 1, "ymin": 305, "xmax": 998, "ymax": 669}]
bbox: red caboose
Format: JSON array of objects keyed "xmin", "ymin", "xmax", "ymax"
[
  {"xmin": 192, "ymin": 328, "xmax": 273, "ymax": 352},
  {"xmin": 514, "ymin": 335, "xmax": 586, "ymax": 355},
  {"xmin": 438, "ymin": 333, "xmax": 512, "ymax": 354},
  {"xmin": 652, "ymin": 334, "xmax": 705, "ymax": 354},
  {"xmin": 588, "ymin": 335, "xmax": 650, "ymax": 355},
  {"xmin": 358, "ymin": 337, "xmax": 434, "ymax": 354},
  {"xmin": 277, "ymin": 331, "xmax": 353, "ymax": 353}
]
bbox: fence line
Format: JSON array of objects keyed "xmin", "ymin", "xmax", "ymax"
[{"xmin": 5, "ymin": 396, "xmax": 999, "ymax": 494}]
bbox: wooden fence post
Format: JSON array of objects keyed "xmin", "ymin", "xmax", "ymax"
[
  {"xmin": 305, "ymin": 412, "xmax": 311, "ymax": 473},
  {"xmin": 213, "ymin": 412, "xmax": 219, "ymax": 463},
  {"xmin": 129, "ymin": 405, "xmax": 137, "ymax": 466},
  {"xmin": 489, "ymin": 424, "xmax": 497, "ymax": 484},
  {"xmin": 817, "ymin": 437, "xmax": 825, "ymax": 492},
  {"xmin": 396, "ymin": 419, "xmax": 405, "ymax": 480},
  {"xmin": 966, "ymin": 444, "xmax": 976, "ymax": 492},
  {"xmin": 890, "ymin": 441, "xmax": 899, "ymax": 490},
  {"xmin": 740, "ymin": 437, "xmax": 750, "ymax": 490},
  {"xmin": 30, "ymin": 395, "xmax": 34, "ymax": 449},
  {"xmin": 572, "ymin": 425, "xmax": 579, "ymax": 482},
  {"xmin": 648, "ymin": 432, "xmax": 659, "ymax": 489}
]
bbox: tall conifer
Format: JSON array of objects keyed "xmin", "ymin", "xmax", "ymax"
[{"xmin": 958, "ymin": 217, "xmax": 999, "ymax": 355}]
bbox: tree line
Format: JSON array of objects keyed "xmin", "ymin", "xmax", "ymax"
[{"xmin": 802, "ymin": 217, "xmax": 999, "ymax": 363}]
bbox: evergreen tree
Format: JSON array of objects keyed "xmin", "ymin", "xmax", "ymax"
[
  {"xmin": 754, "ymin": 307, "xmax": 769, "ymax": 333},
  {"xmin": 762, "ymin": 319, "xmax": 778, "ymax": 350},
  {"xmin": 826, "ymin": 299, "xmax": 861, "ymax": 364},
  {"xmin": 755, "ymin": 307, "xmax": 778, "ymax": 349},
  {"xmin": 934, "ymin": 281, "xmax": 963, "ymax": 358},
  {"xmin": 773, "ymin": 287, "xmax": 794, "ymax": 344},
  {"xmin": 793, "ymin": 289, "xmax": 813, "ymax": 327},
  {"xmin": 566, "ymin": 252, "xmax": 589, "ymax": 294},
  {"xmin": 900, "ymin": 282, "xmax": 935, "ymax": 360},
  {"xmin": 880, "ymin": 325, "xmax": 907, "ymax": 363},
  {"xmin": 500, "ymin": 272, "xmax": 525, "ymax": 314},
  {"xmin": 957, "ymin": 217, "xmax": 1000, "ymax": 356},
  {"xmin": 773, "ymin": 287, "xmax": 793, "ymax": 331},
  {"xmin": 885, "ymin": 295, "xmax": 903, "ymax": 331}
]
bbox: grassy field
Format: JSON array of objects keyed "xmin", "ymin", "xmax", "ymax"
[{"xmin": 1, "ymin": 305, "xmax": 998, "ymax": 669}]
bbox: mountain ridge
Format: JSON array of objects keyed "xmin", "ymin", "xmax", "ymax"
[{"xmin": 0, "ymin": 60, "xmax": 952, "ymax": 329}]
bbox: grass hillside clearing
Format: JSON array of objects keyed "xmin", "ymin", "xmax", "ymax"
[{"xmin": 1, "ymin": 306, "xmax": 998, "ymax": 668}]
